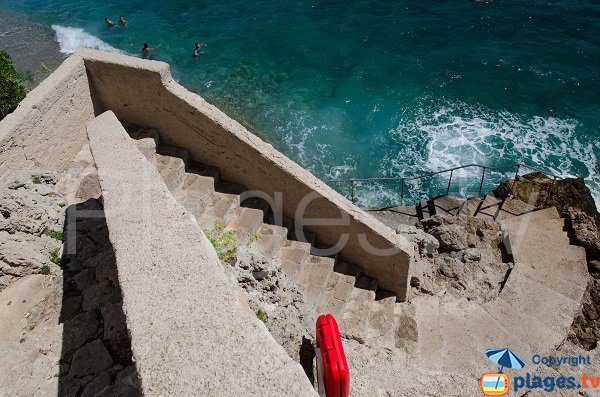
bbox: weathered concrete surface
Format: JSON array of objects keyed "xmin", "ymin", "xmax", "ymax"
[
  {"xmin": 87, "ymin": 111, "xmax": 316, "ymax": 396},
  {"xmin": 0, "ymin": 54, "xmax": 96, "ymax": 184},
  {"xmin": 79, "ymin": 49, "xmax": 413, "ymax": 299}
]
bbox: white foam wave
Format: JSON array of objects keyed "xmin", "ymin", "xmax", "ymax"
[
  {"xmin": 386, "ymin": 98, "xmax": 600, "ymax": 206},
  {"xmin": 52, "ymin": 25, "xmax": 122, "ymax": 54}
]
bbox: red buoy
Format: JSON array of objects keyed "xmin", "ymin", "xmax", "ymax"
[{"xmin": 315, "ymin": 314, "xmax": 350, "ymax": 397}]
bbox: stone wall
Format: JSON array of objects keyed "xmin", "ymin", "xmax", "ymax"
[{"xmin": 0, "ymin": 55, "xmax": 97, "ymax": 184}]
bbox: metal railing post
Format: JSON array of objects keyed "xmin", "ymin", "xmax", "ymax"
[
  {"xmin": 350, "ymin": 180, "xmax": 355, "ymax": 204},
  {"xmin": 400, "ymin": 179, "xmax": 405, "ymax": 206},
  {"xmin": 446, "ymin": 170, "xmax": 454, "ymax": 196},
  {"xmin": 478, "ymin": 167, "xmax": 486, "ymax": 197},
  {"xmin": 510, "ymin": 164, "xmax": 521, "ymax": 197}
]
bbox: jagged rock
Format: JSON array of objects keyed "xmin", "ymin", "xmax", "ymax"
[
  {"xmin": 96, "ymin": 383, "xmax": 141, "ymax": 397},
  {"xmin": 396, "ymin": 225, "xmax": 439, "ymax": 256},
  {"xmin": 80, "ymin": 372, "xmax": 111, "ymax": 397},
  {"xmin": 82, "ymin": 282, "xmax": 121, "ymax": 312},
  {"xmin": 101, "ymin": 303, "xmax": 131, "ymax": 363},
  {"xmin": 569, "ymin": 278, "xmax": 600, "ymax": 350},
  {"xmin": 567, "ymin": 208, "xmax": 600, "ymax": 261},
  {"xmin": 68, "ymin": 340, "xmax": 113, "ymax": 378},
  {"xmin": 73, "ymin": 269, "xmax": 96, "ymax": 291},
  {"xmin": 62, "ymin": 311, "xmax": 100, "ymax": 355},
  {"xmin": 0, "ymin": 274, "xmax": 12, "ymax": 287},
  {"xmin": 61, "ymin": 295, "xmax": 83, "ymax": 322},
  {"xmin": 75, "ymin": 173, "xmax": 102, "ymax": 202},
  {"xmin": 437, "ymin": 256, "xmax": 464, "ymax": 279},
  {"xmin": 462, "ymin": 248, "xmax": 481, "ymax": 262},
  {"xmin": 589, "ymin": 261, "xmax": 600, "ymax": 279}
]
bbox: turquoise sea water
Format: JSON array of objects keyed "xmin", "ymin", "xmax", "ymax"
[{"xmin": 1, "ymin": 0, "xmax": 599, "ymax": 206}]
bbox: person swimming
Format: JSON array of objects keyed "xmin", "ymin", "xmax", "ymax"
[
  {"xmin": 119, "ymin": 16, "xmax": 128, "ymax": 26},
  {"xmin": 104, "ymin": 17, "xmax": 114, "ymax": 27},
  {"xmin": 141, "ymin": 43, "xmax": 160, "ymax": 58},
  {"xmin": 193, "ymin": 42, "xmax": 207, "ymax": 58}
]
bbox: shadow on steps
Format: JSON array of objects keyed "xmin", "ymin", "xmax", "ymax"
[{"xmin": 58, "ymin": 198, "xmax": 141, "ymax": 396}]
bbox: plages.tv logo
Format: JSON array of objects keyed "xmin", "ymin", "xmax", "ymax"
[{"xmin": 480, "ymin": 348, "xmax": 526, "ymax": 396}]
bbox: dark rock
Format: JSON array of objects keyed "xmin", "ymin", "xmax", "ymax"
[
  {"xmin": 60, "ymin": 295, "xmax": 83, "ymax": 322},
  {"xmin": 567, "ymin": 208, "xmax": 600, "ymax": 261},
  {"xmin": 96, "ymin": 384, "xmax": 141, "ymax": 397},
  {"xmin": 82, "ymin": 282, "xmax": 121, "ymax": 312},
  {"xmin": 62, "ymin": 311, "xmax": 100, "ymax": 355},
  {"xmin": 80, "ymin": 372, "xmax": 111, "ymax": 397},
  {"xmin": 73, "ymin": 269, "xmax": 96, "ymax": 291},
  {"xmin": 495, "ymin": 173, "xmax": 598, "ymax": 218},
  {"xmin": 68, "ymin": 340, "xmax": 113, "ymax": 378}
]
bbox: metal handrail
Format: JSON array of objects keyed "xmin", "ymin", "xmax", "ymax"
[{"xmin": 328, "ymin": 162, "xmax": 562, "ymax": 206}]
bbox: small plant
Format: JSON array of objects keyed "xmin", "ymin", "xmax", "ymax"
[
  {"xmin": 40, "ymin": 265, "xmax": 51, "ymax": 275},
  {"xmin": 49, "ymin": 248, "xmax": 63, "ymax": 266},
  {"xmin": 204, "ymin": 226, "xmax": 239, "ymax": 261},
  {"xmin": 43, "ymin": 229, "xmax": 63, "ymax": 241},
  {"xmin": 256, "ymin": 309, "xmax": 267, "ymax": 323},
  {"xmin": 248, "ymin": 231, "xmax": 260, "ymax": 244},
  {"xmin": 58, "ymin": 203, "xmax": 66, "ymax": 208},
  {"xmin": 31, "ymin": 175, "xmax": 42, "ymax": 184}
]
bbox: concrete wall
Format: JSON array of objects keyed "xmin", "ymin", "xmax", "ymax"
[
  {"xmin": 87, "ymin": 111, "xmax": 317, "ymax": 396},
  {"xmin": 0, "ymin": 54, "xmax": 97, "ymax": 184},
  {"xmin": 78, "ymin": 49, "xmax": 414, "ymax": 299}
]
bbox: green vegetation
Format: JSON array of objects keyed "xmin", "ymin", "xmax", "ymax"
[
  {"xmin": 58, "ymin": 203, "xmax": 66, "ymax": 208},
  {"xmin": 40, "ymin": 265, "xmax": 51, "ymax": 275},
  {"xmin": 49, "ymin": 248, "xmax": 64, "ymax": 266},
  {"xmin": 31, "ymin": 175, "xmax": 42, "ymax": 184},
  {"xmin": 204, "ymin": 223, "xmax": 239, "ymax": 261},
  {"xmin": 256, "ymin": 309, "xmax": 267, "ymax": 323},
  {"xmin": 43, "ymin": 229, "xmax": 64, "ymax": 241},
  {"xmin": 0, "ymin": 51, "xmax": 27, "ymax": 120},
  {"xmin": 248, "ymin": 231, "xmax": 259, "ymax": 244},
  {"xmin": 0, "ymin": 50, "xmax": 50, "ymax": 120}
]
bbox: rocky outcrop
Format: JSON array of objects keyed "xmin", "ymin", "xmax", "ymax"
[{"xmin": 0, "ymin": 173, "xmax": 65, "ymax": 289}]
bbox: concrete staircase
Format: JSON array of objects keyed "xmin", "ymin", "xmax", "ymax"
[
  {"xmin": 126, "ymin": 125, "xmax": 399, "ymax": 348},
  {"xmin": 410, "ymin": 203, "xmax": 589, "ymax": 378}
]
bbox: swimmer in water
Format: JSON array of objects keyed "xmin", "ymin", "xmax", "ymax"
[
  {"xmin": 141, "ymin": 43, "xmax": 160, "ymax": 58},
  {"xmin": 104, "ymin": 17, "xmax": 115, "ymax": 27},
  {"xmin": 119, "ymin": 16, "xmax": 128, "ymax": 26},
  {"xmin": 193, "ymin": 42, "xmax": 207, "ymax": 58}
]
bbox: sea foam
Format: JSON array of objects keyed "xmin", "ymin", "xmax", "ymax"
[{"xmin": 52, "ymin": 25, "xmax": 122, "ymax": 54}]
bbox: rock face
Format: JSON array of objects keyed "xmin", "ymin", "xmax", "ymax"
[
  {"xmin": 495, "ymin": 172, "xmax": 598, "ymax": 218},
  {"xmin": 408, "ymin": 214, "xmax": 512, "ymax": 303},
  {"xmin": 0, "ymin": 173, "xmax": 65, "ymax": 290},
  {"xmin": 231, "ymin": 247, "xmax": 313, "ymax": 359}
]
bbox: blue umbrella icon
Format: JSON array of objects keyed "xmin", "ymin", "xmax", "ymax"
[
  {"xmin": 486, "ymin": 348, "xmax": 526, "ymax": 372},
  {"xmin": 486, "ymin": 348, "xmax": 526, "ymax": 389}
]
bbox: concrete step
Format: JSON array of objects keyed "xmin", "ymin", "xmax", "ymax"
[
  {"xmin": 471, "ymin": 194, "xmax": 502, "ymax": 219},
  {"xmin": 155, "ymin": 151, "xmax": 189, "ymax": 193},
  {"xmin": 188, "ymin": 162, "xmax": 221, "ymax": 184},
  {"xmin": 495, "ymin": 197, "xmax": 540, "ymax": 222},
  {"xmin": 277, "ymin": 240, "xmax": 312, "ymax": 279},
  {"xmin": 506, "ymin": 218, "xmax": 569, "ymax": 257},
  {"xmin": 196, "ymin": 192, "xmax": 240, "ymax": 229},
  {"xmin": 296, "ymin": 256, "xmax": 335, "ymax": 309},
  {"xmin": 216, "ymin": 181, "xmax": 247, "ymax": 195},
  {"xmin": 366, "ymin": 295, "xmax": 396, "ymax": 348},
  {"xmin": 129, "ymin": 128, "xmax": 159, "ymax": 163},
  {"xmin": 316, "ymin": 270, "xmax": 357, "ymax": 319},
  {"xmin": 338, "ymin": 275, "xmax": 377, "ymax": 344},
  {"xmin": 431, "ymin": 196, "xmax": 463, "ymax": 217},
  {"xmin": 224, "ymin": 207, "xmax": 264, "ymax": 244},
  {"xmin": 173, "ymin": 173, "xmax": 215, "ymax": 218},
  {"xmin": 252, "ymin": 224, "xmax": 289, "ymax": 258}
]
